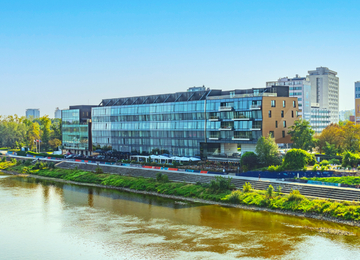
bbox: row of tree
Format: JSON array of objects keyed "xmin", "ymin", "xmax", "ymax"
[
  {"xmin": 289, "ymin": 119, "xmax": 360, "ymax": 155},
  {"xmin": 0, "ymin": 115, "xmax": 62, "ymax": 151}
]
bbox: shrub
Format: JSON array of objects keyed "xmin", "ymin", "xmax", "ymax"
[
  {"xmin": 282, "ymin": 149, "xmax": 314, "ymax": 170},
  {"xmin": 243, "ymin": 182, "xmax": 252, "ymax": 193},
  {"xmin": 312, "ymin": 164, "xmax": 318, "ymax": 171},
  {"xmin": 329, "ymin": 159, "xmax": 340, "ymax": 165},
  {"xmin": 224, "ymin": 190, "xmax": 241, "ymax": 204},
  {"xmin": 23, "ymin": 160, "xmax": 31, "ymax": 166},
  {"xmin": 209, "ymin": 176, "xmax": 233, "ymax": 193},
  {"xmin": 240, "ymin": 152, "xmax": 258, "ymax": 171},
  {"xmin": 266, "ymin": 185, "xmax": 274, "ymax": 198},
  {"xmin": 276, "ymin": 185, "xmax": 282, "ymax": 194},
  {"xmin": 156, "ymin": 172, "xmax": 169, "ymax": 183},
  {"xmin": 95, "ymin": 166, "xmax": 103, "ymax": 174},
  {"xmin": 22, "ymin": 167, "xmax": 30, "ymax": 174},
  {"xmin": 268, "ymin": 165, "xmax": 283, "ymax": 172},
  {"xmin": 10, "ymin": 158, "xmax": 17, "ymax": 164},
  {"xmin": 1, "ymin": 157, "xmax": 6, "ymax": 162},
  {"xmin": 287, "ymin": 189, "xmax": 304, "ymax": 201},
  {"xmin": 320, "ymin": 160, "xmax": 329, "ymax": 166}
]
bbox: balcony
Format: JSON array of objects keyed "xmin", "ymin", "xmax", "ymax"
[
  {"xmin": 250, "ymin": 128, "xmax": 261, "ymax": 131},
  {"xmin": 219, "ymin": 106, "xmax": 233, "ymax": 111},
  {"xmin": 209, "ymin": 116, "xmax": 220, "ymax": 121},
  {"xmin": 250, "ymin": 104, "xmax": 261, "ymax": 110},
  {"xmin": 219, "ymin": 126, "xmax": 234, "ymax": 131},
  {"xmin": 232, "ymin": 137, "xmax": 251, "ymax": 141},
  {"xmin": 233, "ymin": 116, "xmax": 250, "ymax": 121}
]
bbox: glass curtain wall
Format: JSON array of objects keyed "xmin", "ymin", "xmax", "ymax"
[{"xmin": 62, "ymin": 110, "xmax": 89, "ymax": 151}]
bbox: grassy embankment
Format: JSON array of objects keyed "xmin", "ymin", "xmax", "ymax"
[
  {"xmin": 1, "ymin": 159, "xmax": 360, "ymax": 222},
  {"xmin": 302, "ymin": 176, "xmax": 360, "ymax": 186}
]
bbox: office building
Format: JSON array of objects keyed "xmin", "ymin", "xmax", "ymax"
[
  {"xmin": 61, "ymin": 105, "xmax": 95, "ymax": 155},
  {"xmin": 91, "ymin": 86, "xmax": 299, "ymax": 159},
  {"xmin": 26, "ymin": 108, "xmax": 40, "ymax": 119},
  {"xmin": 308, "ymin": 67, "xmax": 339, "ymax": 124},
  {"xmin": 54, "ymin": 107, "xmax": 61, "ymax": 119}
]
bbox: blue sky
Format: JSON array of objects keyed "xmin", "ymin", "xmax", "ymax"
[{"xmin": 1, "ymin": 0, "xmax": 359, "ymax": 116}]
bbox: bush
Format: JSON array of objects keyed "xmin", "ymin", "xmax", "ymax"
[
  {"xmin": 276, "ymin": 185, "xmax": 282, "ymax": 194},
  {"xmin": 287, "ymin": 189, "xmax": 304, "ymax": 201},
  {"xmin": 156, "ymin": 172, "xmax": 169, "ymax": 183},
  {"xmin": 268, "ymin": 165, "xmax": 283, "ymax": 172},
  {"xmin": 1, "ymin": 157, "xmax": 6, "ymax": 162},
  {"xmin": 342, "ymin": 151, "xmax": 360, "ymax": 168},
  {"xmin": 209, "ymin": 176, "xmax": 234, "ymax": 193},
  {"xmin": 329, "ymin": 158, "xmax": 340, "ymax": 165},
  {"xmin": 266, "ymin": 185, "xmax": 274, "ymax": 198},
  {"xmin": 282, "ymin": 149, "xmax": 314, "ymax": 170},
  {"xmin": 240, "ymin": 152, "xmax": 258, "ymax": 171},
  {"xmin": 312, "ymin": 164, "xmax": 318, "ymax": 171},
  {"xmin": 23, "ymin": 160, "xmax": 31, "ymax": 166},
  {"xmin": 243, "ymin": 182, "xmax": 252, "ymax": 192},
  {"xmin": 95, "ymin": 166, "xmax": 103, "ymax": 174},
  {"xmin": 17, "ymin": 151, "xmax": 27, "ymax": 156},
  {"xmin": 320, "ymin": 160, "xmax": 329, "ymax": 166}
]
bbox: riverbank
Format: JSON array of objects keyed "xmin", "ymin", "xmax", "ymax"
[{"xmin": 1, "ymin": 160, "xmax": 360, "ymax": 228}]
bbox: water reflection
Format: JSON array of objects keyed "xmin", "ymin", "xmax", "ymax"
[{"xmin": 1, "ymin": 175, "xmax": 360, "ymax": 259}]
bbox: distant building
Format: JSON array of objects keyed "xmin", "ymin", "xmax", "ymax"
[
  {"xmin": 61, "ymin": 105, "xmax": 96, "ymax": 155},
  {"xmin": 54, "ymin": 107, "xmax": 61, "ymax": 119},
  {"xmin": 26, "ymin": 109, "xmax": 40, "ymax": 119},
  {"xmin": 355, "ymin": 81, "xmax": 360, "ymax": 124},
  {"xmin": 339, "ymin": 109, "xmax": 355, "ymax": 121},
  {"xmin": 308, "ymin": 67, "xmax": 339, "ymax": 124}
]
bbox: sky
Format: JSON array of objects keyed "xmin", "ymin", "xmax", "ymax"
[{"xmin": 1, "ymin": 0, "xmax": 359, "ymax": 117}]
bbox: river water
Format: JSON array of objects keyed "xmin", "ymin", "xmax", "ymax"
[{"xmin": 1, "ymin": 173, "xmax": 360, "ymax": 259}]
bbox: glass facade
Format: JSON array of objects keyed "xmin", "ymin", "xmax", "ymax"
[
  {"xmin": 62, "ymin": 109, "xmax": 90, "ymax": 151},
  {"xmin": 92, "ymin": 96, "xmax": 264, "ymax": 157}
]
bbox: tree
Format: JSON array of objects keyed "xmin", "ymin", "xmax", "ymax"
[
  {"xmin": 288, "ymin": 119, "xmax": 315, "ymax": 151},
  {"xmin": 255, "ymin": 135, "xmax": 281, "ymax": 167},
  {"xmin": 317, "ymin": 123, "xmax": 344, "ymax": 154},
  {"xmin": 342, "ymin": 121, "xmax": 360, "ymax": 153},
  {"xmin": 240, "ymin": 152, "xmax": 258, "ymax": 171},
  {"xmin": 48, "ymin": 138, "xmax": 62, "ymax": 149},
  {"xmin": 282, "ymin": 149, "xmax": 314, "ymax": 170}
]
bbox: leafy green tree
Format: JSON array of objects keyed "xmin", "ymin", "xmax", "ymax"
[
  {"xmin": 342, "ymin": 151, "xmax": 360, "ymax": 168},
  {"xmin": 324, "ymin": 141, "xmax": 338, "ymax": 156},
  {"xmin": 282, "ymin": 149, "xmax": 314, "ymax": 170},
  {"xmin": 288, "ymin": 119, "xmax": 315, "ymax": 151},
  {"xmin": 240, "ymin": 151, "xmax": 258, "ymax": 171},
  {"xmin": 255, "ymin": 135, "xmax": 281, "ymax": 167}
]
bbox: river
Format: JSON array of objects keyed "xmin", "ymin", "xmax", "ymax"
[{"xmin": 1, "ymin": 173, "xmax": 360, "ymax": 259}]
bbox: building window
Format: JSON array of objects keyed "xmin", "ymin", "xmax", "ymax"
[
  {"xmin": 271, "ymin": 100, "xmax": 276, "ymax": 107},
  {"xmin": 283, "ymin": 101, "xmax": 286, "ymax": 108},
  {"xmin": 281, "ymin": 110, "xmax": 284, "ymax": 118},
  {"xmin": 293, "ymin": 101, "xmax": 296, "ymax": 108},
  {"xmin": 269, "ymin": 131, "xmax": 274, "ymax": 137},
  {"xmin": 282, "ymin": 131, "xmax": 285, "ymax": 138},
  {"xmin": 268, "ymin": 110, "xmax": 272, "ymax": 118},
  {"xmin": 296, "ymin": 111, "xmax": 299, "ymax": 117},
  {"xmin": 291, "ymin": 111, "xmax": 294, "ymax": 118},
  {"xmin": 283, "ymin": 121, "xmax": 286, "ymax": 127},
  {"xmin": 275, "ymin": 121, "xmax": 278, "ymax": 128}
]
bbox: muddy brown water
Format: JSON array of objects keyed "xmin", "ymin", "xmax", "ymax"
[{"xmin": 1, "ymin": 173, "xmax": 360, "ymax": 259}]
